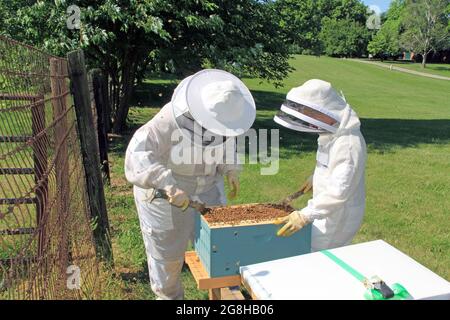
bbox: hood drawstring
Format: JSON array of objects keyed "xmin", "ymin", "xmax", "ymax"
[{"xmin": 340, "ymin": 90, "xmax": 347, "ymax": 103}]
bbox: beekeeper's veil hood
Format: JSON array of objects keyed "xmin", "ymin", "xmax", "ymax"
[
  {"xmin": 172, "ymin": 69, "xmax": 256, "ymax": 143},
  {"xmin": 274, "ymin": 79, "xmax": 360, "ymax": 135}
]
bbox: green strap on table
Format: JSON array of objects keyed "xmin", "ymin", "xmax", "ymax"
[
  {"xmin": 321, "ymin": 250, "xmax": 366, "ymax": 282},
  {"xmin": 321, "ymin": 250, "xmax": 411, "ymax": 300}
]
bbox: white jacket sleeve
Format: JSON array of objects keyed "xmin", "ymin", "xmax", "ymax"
[
  {"xmin": 124, "ymin": 106, "xmax": 177, "ymax": 190},
  {"xmin": 301, "ymin": 135, "xmax": 364, "ymax": 221}
]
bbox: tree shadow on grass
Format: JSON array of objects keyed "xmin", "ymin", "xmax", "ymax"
[
  {"xmin": 119, "ymin": 263, "xmax": 149, "ymax": 284},
  {"xmin": 361, "ymin": 118, "xmax": 450, "ymax": 153},
  {"xmin": 432, "ymin": 66, "xmax": 450, "ymax": 72},
  {"xmin": 255, "ymin": 115, "xmax": 450, "ymax": 158},
  {"xmin": 131, "ymin": 79, "xmax": 178, "ymax": 108},
  {"xmin": 109, "ymin": 131, "xmax": 134, "ymax": 155},
  {"xmin": 115, "ymin": 88, "xmax": 450, "ymax": 158},
  {"xmin": 251, "ymin": 89, "xmax": 286, "ymax": 111},
  {"xmin": 241, "ymin": 89, "xmax": 450, "ymax": 156},
  {"xmin": 110, "ymin": 114, "xmax": 450, "ymax": 161}
]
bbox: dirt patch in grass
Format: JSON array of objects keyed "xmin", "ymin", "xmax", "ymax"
[
  {"xmin": 111, "ymin": 177, "xmax": 129, "ymax": 187},
  {"xmin": 203, "ymin": 203, "xmax": 292, "ymax": 226}
]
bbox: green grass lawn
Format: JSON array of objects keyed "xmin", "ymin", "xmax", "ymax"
[
  {"xmin": 379, "ymin": 60, "xmax": 450, "ymax": 78},
  {"xmin": 102, "ymin": 55, "xmax": 450, "ymax": 299}
]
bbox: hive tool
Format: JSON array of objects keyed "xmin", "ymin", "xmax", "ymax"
[{"xmin": 146, "ymin": 188, "xmax": 208, "ymax": 214}]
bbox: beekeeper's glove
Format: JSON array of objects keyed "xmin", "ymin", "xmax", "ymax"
[
  {"xmin": 274, "ymin": 211, "xmax": 310, "ymax": 237},
  {"xmin": 226, "ymin": 170, "xmax": 240, "ymax": 200},
  {"xmin": 164, "ymin": 186, "xmax": 190, "ymax": 211}
]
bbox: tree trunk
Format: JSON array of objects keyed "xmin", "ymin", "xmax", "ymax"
[
  {"xmin": 421, "ymin": 52, "xmax": 427, "ymax": 68},
  {"xmin": 112, "ymin": 51, "xmax": 138, "ymax": 133}
]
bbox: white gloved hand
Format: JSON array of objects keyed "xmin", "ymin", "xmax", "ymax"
[
  {"xmin": 164, "ymin": 186, "xmax": 190, "ymax": 211},
  {"xmin": 274, "ymin": 211, "xmax": 310, "ymax": 237},
  {"xmin": 226, "ymin": 170, "xmax": 240, "ymax": 200}
]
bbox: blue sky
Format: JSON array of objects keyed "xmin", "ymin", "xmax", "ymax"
[{"xmin": 362, "ymin": 0, "xmax": 392, "ymax": 13}]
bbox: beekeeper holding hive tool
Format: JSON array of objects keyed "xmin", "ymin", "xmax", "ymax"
[
  {"xmin": 125, "ymin": 69, "xmax": 256, "ymax": 300},
  {"xmin": 273, "ymin": 79, "xmax": 367, "ymax": 252}
]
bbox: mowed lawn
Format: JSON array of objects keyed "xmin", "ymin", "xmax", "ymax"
[{"xmin": 102, "ymin": 55, "xmax": 450, "ymax": 299}]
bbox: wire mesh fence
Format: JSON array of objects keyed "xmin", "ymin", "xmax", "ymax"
[{"xmin": 0, "ymin": 36, "xmax": 101, "ymax": 299}]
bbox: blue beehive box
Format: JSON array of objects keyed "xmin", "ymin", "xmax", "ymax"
[{"xmin": 194, "ymin": 211, "xmax": 312, "ymax": 278}]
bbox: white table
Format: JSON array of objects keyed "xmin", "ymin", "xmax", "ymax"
[{"xmin": 240, "ymin": 240, "xmax": 450, "ymax": 300}]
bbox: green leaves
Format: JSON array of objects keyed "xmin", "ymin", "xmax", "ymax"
[
  {"xmin": 319, "ymin": 17, "xmax": 370, "ymax": 57},
  {"xmin": 2, "ymin": 0, "xmax": 293, "ymax": 131},
  {"xmin": 368, "ymin": 1, "xmax": 405, "ymax": 58},
  {"xmin": 400, "ymin": 0, "xmax": 449, "ymax": 55},
  {"xmin": 273, "ymin": 0, "xmax": 370, "ymax": 56}
]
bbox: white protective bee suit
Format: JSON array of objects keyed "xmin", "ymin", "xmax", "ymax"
[
  {"xmin": 274, "ymin": 79, "xmax": 367, "ymax": 251},
  {"xmin": 125, "ymin": 69, "xmax": 255, "ymax": 299}
]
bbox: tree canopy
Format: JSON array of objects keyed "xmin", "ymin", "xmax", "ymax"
[
  {"xmin": 368, "ymin": 0, "xmax": 405, "ymax": 59},
  {"xmin": 368, "ymin": 0, "xmax": 450, "ymax": 65},
  {"xmin": 2, "ymin": 0, "xmax": 449, "ymax": 130},
  {"xmin": 1, "ymin": 0, "xmax": 292, "ymax": 132},
  {"xmin": 273, "ymin": 0, "xmax": 369, "ymax": 56},
  {"xmin": 319, "ymin": 17, "xmax": 370, "ymax": 57},
  {"xmin": 400, "ymin": 0, "xmax": 450, "ymax": 67}
]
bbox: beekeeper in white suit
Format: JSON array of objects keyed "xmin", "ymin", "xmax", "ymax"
[
  {"xmin": 273, "ymin": 79, "xmax": 366, "ymax": 251},
  {"xmin": 125, "ymin": 69, "xmax": 256, "ymax": 300}
]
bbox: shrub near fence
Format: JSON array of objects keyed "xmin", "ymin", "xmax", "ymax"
[{"xmin": 0, "ymin": 36, "xmax": 106, "ymax": 299}]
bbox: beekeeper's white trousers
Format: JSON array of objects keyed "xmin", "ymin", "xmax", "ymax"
[
  {"xmin": 134, "ymin": 183, "xmax": 223, "ymax": 300},
  {"xmin": 135, "ymin": 195, "xmax": 195, "ymax": 300},
  {"xmin": 142, "ymin": 226, "xmax": 193, "ymax": 300}
]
